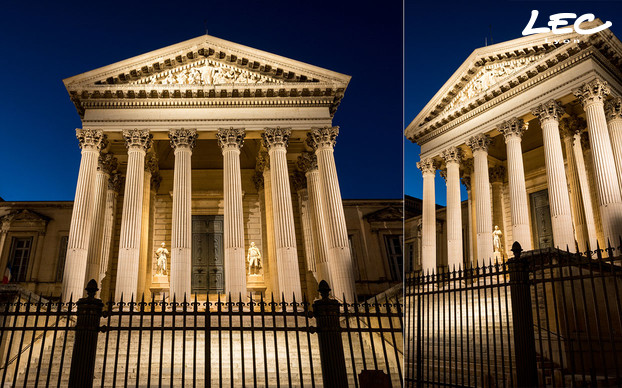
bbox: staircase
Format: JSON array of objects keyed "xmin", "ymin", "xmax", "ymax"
[{"xmin": 11, "ymin": 313, "xmax": 401, "ymax": 387}]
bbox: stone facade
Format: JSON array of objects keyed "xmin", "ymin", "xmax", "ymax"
[{"xmin": 405, "ymin": 25, "xmax": 622, "ymax": 269}]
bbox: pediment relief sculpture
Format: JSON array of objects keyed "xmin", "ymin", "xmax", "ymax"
[
  {"xmin": 136, "ymin": 60, "xmax": 282, "ymax": 86},
  {"xmin": 443, "ymin": 56, "xmax": 542, "ymax": 114}
]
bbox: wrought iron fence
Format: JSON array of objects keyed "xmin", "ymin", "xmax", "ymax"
[
  {"xmin": 0, "ymin": 280, "xmax": 402, "ymax": 387},
  {"xmin": 405, "ymin": 241, "xmax": 622, "ymax": 388}
]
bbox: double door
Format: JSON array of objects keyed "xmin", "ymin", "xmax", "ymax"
[{"xmin": 191, "ymin": 215, "xmax": 224, "ymax": 294}]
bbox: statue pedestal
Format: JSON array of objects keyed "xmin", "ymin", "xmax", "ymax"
[
  {"xmin": 494, "ymin": 251, "xmax": 504, "ymax": 264},
  {"xmin": 150, "ymin": 274, "xmax": 169, "ymax": 303},
  {"xmin": 247, "ymin": 274, "xmax": 266, "ymax": 299}
]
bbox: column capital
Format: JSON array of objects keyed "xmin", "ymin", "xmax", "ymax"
[
  {"xmin": 440, "ymin": 147, "xmax": 462, "ymax": 165},
  {"xmin": 559, "ymin": 114, "xmax": 586, "ymax": 139},
  {"xmin": 98, "ymin": 152, "xmax": 117, "ymax": 175},
  {"xmin": 466, "ymin": 134, "xmax": 492, "ymax": 153},
  {"xmin": 498, "ymin": 118, "xmax": 528, "ymax": 140},
  {"xmin": 151, "ymin": 173, "xmax": 162, "ymax": 192},
  {"xmin": 76, "ymin": 129, "xmax": 104, "ymax": 150},
  {"xmin": 217, "ymin": 127, "xmax": 245, "ymax": 150},
  {"xmin": 108, "ymin": 172, "xmax": 124, "ymax": 193},
  {"xmin": 605, "ymin": 97, "xmax": 622, "ymax": 122},
  {"xmin": 531, "ymin": 100, "xmax": 565, "ymax": 124},
  {"xmin": 439, "ymin": 169, "xmax": 447, "ymax": 182},
  {"xmin": 291, "ymin": 170, "xmax": 307, "ymax": 191},
  {"xmin": 573, "ymin": 78, "xmax": 610, "ymax": 108},
  {"xmin": 145, "ymin": 152, "xmax": 159, "ymax": 174},
  {"xmin": 169, "ymin": 128, "xmax": 197, "ymax": 150},
  {"xmin": 417, "ymin": 158, "xmax": 437, "ymax": 175},
  {"xmin": 489, "ymin": 165, "xmax": 506, "ymax": 183},
  {"xmin": 252, "ymin": 171, "xmax": 264, "ymax": 191},
  {"xmin": 123, "ymin": 129, "xmax": 152, "ymax": 151},
  {"xmin": 262, "ymin": 127, "xmax": 292, "ymax": 150},
  {"xmin": 461, "ymin": 176, "xmax": 472, "ymax": 191},
  {"xmin": 297, "ymin": 151, "xmax": 318, "ymax": 173},
  {"xmin": 256, "ymin": 151, "xmax": 270, "ymax": 172},
  {"xmin": 307, "ymin": 126, "xmax": 339, "ymax": 150}
]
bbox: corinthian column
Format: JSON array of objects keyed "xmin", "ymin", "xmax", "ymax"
[
  {"xmin": 532, "ymin": 100, "xmax": 575, "ymax": 249},
  {"xmin": 417, "ymin": 158, "xmax": 436, "ymax": 272},
  {"xmin": 308, "ymin": 126, "xmax": 355, "ymax": 301},
  {"xmin": 62, "ymin": 129, "xmax": 103, "ymax": 302},
  {"xmin": 115, "ymin": 129, "xmax": 152, "ymax": 301},
  {"xmin": 498, "ymin": 118, "xmax": 532, "ymax": 251},
  {"xmin": 262, "ymin": 127, "xmax": 302, "ymax": 301},
  {"xmin": 606, "ymin": 97, "xmax": 622, "ymax": 194},
  {"xmin": 257, "ymin": 153, "xmax": 279, "ymax": 296},
  {"xmin": 441, "ymin": 147, "xmax": 463, "ymax": 269},
  {"xmin": 217, "ymin": 127, "xmax": 246, "ymax": 297},
  {"xmin": 168, "ymin": 128, "xmax": 197, "ymax": 299},
  {"xmin": 86, "ymin": 152, "xmax": 117, "ymax": 286},
  {"xmin": 467, "ymin": 134, "xmax": 493, "ymax": 265},
  {"xmin": 298, "ymin": 152, "xmax": 332, "ymax": 285},
  {"xmin": 574, "ymin": 79, "xmax": 622, "ymax": 243},
  {"xmin": 560, "ymin": 116, "xmax": 593, "ymax": 252},
  {"xmin": 100, "ymin": 173, "xmax": 122, "ymax": 298}
]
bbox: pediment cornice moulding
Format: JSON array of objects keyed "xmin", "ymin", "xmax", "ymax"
[
  {"xmin": 407, "ymin": 28, "xmax": 622, "ymax": 144},
  {"xmin": 64, "ymin": 35, "xmax": 350, "ymax": 88}
]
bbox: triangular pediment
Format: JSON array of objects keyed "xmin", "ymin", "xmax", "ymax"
[
  {"xmin": 64, "ymin": 34, "xmax": 351, "ymax": 118},
  {"xmin": 64, "ymin": 34, "xmax": 350, "ymax": 89},
  {"xmin": 406, "ymin": 24, "xmax": 622, "ymax": 143}
]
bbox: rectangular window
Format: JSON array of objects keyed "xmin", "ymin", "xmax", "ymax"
[
  {"xmin": 384, "ymin": 235, "xmax": 403, "ymax": 281},
  {"xmin": 8, "ymin": 237, "xmax": 33, "ymax": 282},
  {"xmin": 56, "ymin": 236, "xmax": 69, "ymax": 282}
]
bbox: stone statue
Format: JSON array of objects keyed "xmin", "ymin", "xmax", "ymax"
[
  {"xmin": 493, "ymin": 226, "xmax": 503, "ymax": 253},
  {"xmin": 247, "ymin": 242, "xmax": 262, "ymax": 275},
  {"xmin": 155, "ymin": 242, "xmax": 169, "ymax": 276}
]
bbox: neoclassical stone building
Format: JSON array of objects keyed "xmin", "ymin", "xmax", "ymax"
[
  {"xmin": 406, "ymin": 25, "xmax": 622, "ymax": 272},
  {"xmin": 57, "ymin": 34, "xmax": 365, "ymax": 303}
]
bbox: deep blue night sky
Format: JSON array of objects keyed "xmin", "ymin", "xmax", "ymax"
[
  {"xmin": 405, "ymin": 0, "xmax": 622, "ymax": 205},
  {"xmin": 0, "ymin": 0, "xmax": 402, "ymax": 201}
]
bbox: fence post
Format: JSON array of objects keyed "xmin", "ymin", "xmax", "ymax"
[
  {"xmin": 313, "ymin": 280, "xmax": 348, "ymax": 388},
  {"xmin": 508, "ymin": 242, "xmax": 539, "ymax": 387},
  {"xmin": 68, "ymin": 279, "xmax": 103, "ymax": 388}
]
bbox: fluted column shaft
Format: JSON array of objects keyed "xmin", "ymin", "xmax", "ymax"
[
  {"xmin": 572, "ymin": 133, "xmax": 599, "ymax": 250},
  {"xmin": 575, "ymin": 80, "xmax": 622, "ymax": 243},
  {"xmin": 299, "ymin": 153, "xmax": 332, "ymax": 285},
  {"xmin": 467, "ymin": 134, "xmax": 494, "ymax": 265},
  {"xmin": 218, "ymin": 128, "xmax": 246, "ymax": 297},
  {"xmin": 169, "ymin": 129, "xmax": 196, "ymax": 299},
  {"xmin": 418, "ymin": 159, "xmax": 436, "ymax": 272},
  {"xmin": 533, "ymin": 100, "xmax": 575, "ymax": 249},
  {"xmin": 499, "ymin": 119, "xmax": 532, "ymax": 251},
  {"xmin": 308, "ymin": 127, "xmax": 356, "ymax": 301},
  {"xmin": 606, "ymin": 98, "xmax": 622, "ymax": 195},
  {"xmin": 99, "ymin": 174, "xmax": 121, "ymax": 295},
  {"xmin": 115, "ymin": 129, "xmax": 152, "ymax": 301},
  {"xmin": 62, "ymin": 129, "xmax": 103, "ymax": 302},
  {"xmin": 85, "ymin": 163, "xmax": 110, "ymax": 285},
  {"xmin": 441, "ymin": 148, "xmax": 463, "ymax": 269},
  {"xmin": 263, "ymin": 128, "xmax": 302, "ymax": 301}
]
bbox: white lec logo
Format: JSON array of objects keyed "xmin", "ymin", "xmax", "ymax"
[{"xmin": 522, "ymin": 10, "xmax": 612, "ymax": 36}]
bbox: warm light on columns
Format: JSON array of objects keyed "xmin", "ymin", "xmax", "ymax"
[
  {"xmin": 497, "ymin": 118, "xmax": 532, "ymax": 252},
  {"xmin": 62, "ymin": 129, "xmax": 103, "ymax": 302},
  {"xmin": 417, "ymin": 158, "xmax": 437, "ymax": 272},
  {"xmin": 168, "ymin": 128, "xmax": 197, "ymax": 299},
  {"xmin": 532, "ymin": 100, "xmax": 575, "ymax": 250},
  {"xmin": 574, "ymin": 80, "xmax": 622, "ymax": 244},
  {"xmin": 217, "ymin": 127, "xmax": 247, "ymax": 298},
  {"xmin": 115, "ymin": 129, "xmax": 152, "ymax": 302},
  {"xmin": 466, "ymin": 134, "xmax": 494, "ymax": 265},
  {"xmin": 440, "ymin": 147, "xmax": 463, "ymax": 269}
]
